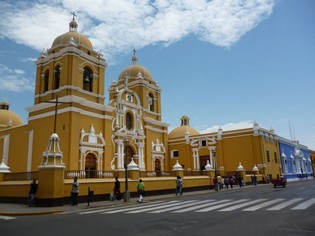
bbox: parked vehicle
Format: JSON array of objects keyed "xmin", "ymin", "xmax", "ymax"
[{"xmin": 271, "ymin": 177, "xmax": 287, "ymax": 188}]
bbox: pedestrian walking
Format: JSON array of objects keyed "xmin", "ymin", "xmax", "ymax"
[
  {"xmin": 224, "ymin": 177, "xmax": 229, "ymax": 189},
  {"xmin": 253, "ymin": 174, "xmax": 257, "ymax": 186},
  {"xmin": 111, "ymin": 177, "xmax": 121, "ymax": 201},
  {"xmin": 229, "ymin": 176, "xmax": 234, "ymax": 189},
  {"xmin": 137, "ymin": 179, "xmax": 145, "ymax": 203},
  {"xmin": 238, "ymin": 176, "xmax": 243, "ymax": 188},
  {"xmin": 217, "ymin": 175, "xmax": 222, "ymax": 190},
  {"xmin": 176, "ymin": 176, "xmax": 183, "ymax": 195},
  {"xmin": 71, "ymin": 177, "xmax": 79, "ymax": 206},
  {"xmin": 27, "ymin": 179, "xmax": 38, "ymax": 207}
]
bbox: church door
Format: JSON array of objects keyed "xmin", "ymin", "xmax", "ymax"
[{"xmin": 155, "ymin": 159, "xmax": 161, "ymax": 176}]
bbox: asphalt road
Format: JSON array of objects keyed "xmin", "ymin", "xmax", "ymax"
[{"xmin": 2, "ymin": 180, "xmax": 315, "ymax": 236}]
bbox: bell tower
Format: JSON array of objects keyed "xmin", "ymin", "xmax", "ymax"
[
  {"xmin": 109, "ymin": 50, "xmax": 162, "ymax": 122},
  {"xmin": 108, "ymin": 51, "xmax": 169, "ymax": 172},
  {"xmin": 33, "ymin": 14, "xmax": 107, "ymax": 107}
]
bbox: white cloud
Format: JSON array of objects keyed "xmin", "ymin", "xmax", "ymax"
[
  {"xmin": 0, "ymin": 0, "xmax": 275, "ymax": 62},
  {"xmin": 200, "ymin": 120, "xmax": 255, "ymax": 133},
  {"xmin": 0, "ymin": 64, "xmax": 34, "ymax": 92},
  {"xmin": 20, "ymin": 57, "xmax": 37, "ymax": 63},
  {"xmin": 14, "ymin": 69, "xmax": 25, "ymax": 74}
]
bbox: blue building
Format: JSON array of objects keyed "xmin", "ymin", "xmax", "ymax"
[{"xmin": 278, "ymin": 137, "xmax": 313, "ymax": 181}]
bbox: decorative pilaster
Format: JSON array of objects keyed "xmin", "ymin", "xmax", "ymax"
[
  {"xmin": 192, "ymin": 148, "xmax": 200, "ymax": 170},
  {"xmin": 115, "ymin": 139, "xmax": 124, "ymax": 170},
  {"xmin": 137, "ymin": 141, "xmax": 145, "ymax": 170}
]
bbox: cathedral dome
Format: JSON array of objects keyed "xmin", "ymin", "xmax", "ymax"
[
  {"xmin": 118, "ymin": 50, "xmax": 153, "ymax": 81},
  {"xmin": 51, "ymin": 15, "xmax": 93, "ymax": 50},
  {"xmin": 168, "ymin": 115, "xmax": 200, "ymax": 139},
  {"xmin": 0, "ymin": 101, "xmax": 23, "ymax": 129},
  {"xmin": 52, "ymin": 32, "xmax": 93, "ymax": 49}
]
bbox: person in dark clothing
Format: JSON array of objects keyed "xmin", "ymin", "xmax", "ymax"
[
  {"xmin": 28, "ymin": 179, "xmax": 38, "ymax": 207},
  {"xmin": 238, "ymin": 176, "xmax": 243, "ymax": 188},
  {"xmin": 113, "ymin": 177, "xmax": 121, "ymax": 200}
]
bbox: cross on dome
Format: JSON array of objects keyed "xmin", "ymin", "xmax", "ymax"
[
  {"xmin": 132, "ymin": 49, "xmax": 138, "ymax": 64},
  {"xmin": 69, "ymin": 11, "xmax": 78, "ymax": 32}
]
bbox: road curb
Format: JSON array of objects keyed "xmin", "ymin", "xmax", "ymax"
[{"xmin": 0, "ymin": 209, "xmax": 64, "ymax": 216}]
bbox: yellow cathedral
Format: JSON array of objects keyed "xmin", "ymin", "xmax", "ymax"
[
  {"xmin": 1, "ymin": 17, "xmax": 312, "ymax": 206},
  {"xmin": 0, "ymin": 17, "xmax": 169, "ymax": 176}
]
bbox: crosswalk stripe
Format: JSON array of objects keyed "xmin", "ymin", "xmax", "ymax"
[
  {"xmin": 172, "ymin": 199, "xmax": 231, "ymax": 213},
  {"xmin": 219, "ymin": 199, "xmax": 267, "ymax": 212},
  {"xmin": 0, "ymin": 215, "xmax": 16, "ymax": 220},
  {"xmin": 149, "ymin": 200, "xmax": 214, "ymax": 213},
  {"xmin": 267, "ymin": 198, "xmax": 304, "ymax": 211},
  {"xmin": 77, "ymin": 198, "xmax": 315, "ymax": 215},
  {"xmin": 291, "ymin": 198, "xmax": 315, "ymax": 210},
  {"xmin": 195, "ymin": 199, "xmax": 249, "ymax": 212},
  {"xmin": 80, "ymin": 201, "xmax": 165, "ymax": 215},
  {"xmin": 125, "ymin": 200, "xmax": 197, "ymax": 214},
  {"xmin": 242, "ymin": 199, "xmax": 284, "ymax": 211},
  {"xmin": 101, "ymin": 201, "xmax": 179, "ymax": 214}
]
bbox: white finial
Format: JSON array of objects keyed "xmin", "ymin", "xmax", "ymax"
[
  {"xmin": 252, "ymin": 164, "xmax": 259, "ymax": 172},
  {"xmin": 127, "ymin": 158, "xmax": 139, "ymax": 170},
  {"xmin": 205, "ymin": 160, "xmax": 213, "ymax": 170},
  {"xmin": 237, "ymin": 162, "xmax": 244, "ymax": 171},
  {"xmin": 172, "ymin": 160, "xmax": 183, "ymax": 171}
]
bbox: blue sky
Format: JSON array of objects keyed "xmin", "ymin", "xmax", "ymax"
[{"xmin": 0, "ymin": 0, "xmax": 314, "ymax": 149}]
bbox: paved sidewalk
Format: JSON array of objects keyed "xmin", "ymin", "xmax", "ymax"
[{"xmin": 0, "ymin": 184, "xmax": 262, "ymax": 216}]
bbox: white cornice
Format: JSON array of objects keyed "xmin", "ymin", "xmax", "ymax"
[
  {"xmin": 109, "ymin": 80, "xmax": 161, "ymax": 93},
  {"xmin": 144, "ymin": 109, "xmax": 162, "ymax": 117},
  {"xmin": 28, "ymin": 106, "xmax": 113, "ymax": 122},
  {"xmin": 34, "ymin": 85, "xmax": 105, "ymax": 99},
  {"xmin": 144, "ymin": 117, "xmax": 168, "ymax": 128},
  {"xmin": 26, "ymin": 95, "xmax": 115, "ymax": 113},
  {"xmin": 36, "ymin": 46, "xmax": 107, "ymax": 68},
  {"xmin": 144, "ymin": 125, "xmax": 168, "ymax": 134}
]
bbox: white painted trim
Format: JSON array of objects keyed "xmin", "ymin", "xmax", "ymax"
[
  {"xmin": 27, "ymin": 130, "xmax": 34, "ymax": 172},
  {"xmin": 27, "ymin": 95, "xmax": 115, "ymax": 113},
  {"xmin": 28, "ymin": 106, "xmax": 113, "ymax": 122},
  {"xmin": 34, "ymin": 85, "xmax": 105, "ymax": 99},
  {"xmin": 144, "ymin": 125, "xmax": 168, "ymax": 134},
  {"xmin": 3, "ymin": 134, "xmax": 10, "ymax": 164},
  {"xmin": 37, "ymin": 46, "xmax": 107, "ymax": 68},
  {"xmin": 144, "ymin": 117, "xmax": 168, "ymax": 127}
]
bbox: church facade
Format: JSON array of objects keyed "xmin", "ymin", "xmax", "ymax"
[
  {"xmin": 0, "ymin": 17, "xmax": 313, "ymax": 200},
  {"xmin": 0, "ymin": 17, "xmax": 169, "ymax": 177}
]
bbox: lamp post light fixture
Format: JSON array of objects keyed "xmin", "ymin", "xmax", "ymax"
[
  {"xmin": 212, "ymin": 149, "xmax": 218, "ymax": 192},
  {"xmin": 123, "ymin": 138, "xmax": 130, "ymax": 202}
]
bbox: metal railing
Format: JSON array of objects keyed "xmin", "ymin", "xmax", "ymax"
[
  {"xmin": 1, "ymin": 170, "xmax": 205, "ymax": 181},
  {"xmin": 64, "ymin": 170, "xmax": 115, "ymax": 179}
]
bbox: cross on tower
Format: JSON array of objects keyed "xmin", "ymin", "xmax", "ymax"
[{"xmin": 71, "ymin": 11, "xmax": 77, "ymax": 20}]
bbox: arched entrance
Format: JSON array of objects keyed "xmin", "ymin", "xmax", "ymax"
[
  {"xmin": 155, "ymin": 159, "xmax": 161, "ymax": 176},
  {"xmin": 85, "ymin": 153, "xmax": 97, "ymax": 178}
]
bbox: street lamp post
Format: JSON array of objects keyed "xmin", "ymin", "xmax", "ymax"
[
  {"xmin": 123, "ymin": 138, "xmax": 130, "ymax": 202},
  {"xmin": 213, "ymin": 149, "xmax": 218, "ymax": 192}
]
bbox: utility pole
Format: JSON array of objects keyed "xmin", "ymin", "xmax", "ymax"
[{"xmin": 43, "ymin": 95, "xmax": 72, "ymax": 134}]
